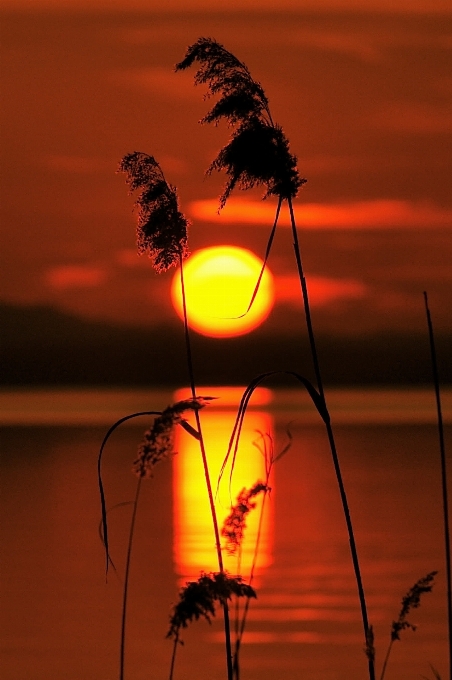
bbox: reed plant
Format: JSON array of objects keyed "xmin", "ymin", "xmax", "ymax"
[
  {"xmin": 424, "ymin": 292, "xmax": 451, "ymax": 680},
  {"xmin": 176, "ymin": 36, "xmax": 374, "ymax": 680},
  {"xmin": 108, "ymin": 153, "xmax": 237, "ymax": 680},
  {"xmin": 379, "ymin": 571, "xmax": 437, "ymax": 680},
  {"xmin": 97, "ymin": 38, "xmax": 445, "ymax": 680}
]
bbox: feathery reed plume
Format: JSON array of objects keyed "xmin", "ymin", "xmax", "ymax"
[
  {"xmin": 133, "ymin": 397, "xmax": 213, "ymax": 478},
  {"xmin": 117, "ymin": 397, "xmax": 212, "ymax": 680},
  {"xmin": 230, "ymin": 432, "xmax": 290, "ymax": 680},
  {"xmin": 167, "ymin": 573, "xmax": 257, "ymax": 642},
  {"xmin": 167, "ymin": 572, "xmax": 256, "ymax": 680},
  {"xmin": 119, "ymin": 151, "xmax": 189, "ymax": 272},
  {"xmin": 379, "ymin": 571, "xmax": 437, "ymax": 680},
  {"xmin": 175, "ymin": 37, "xmax": 305, "ymax": 208},
  {"xmin": 119, "ymin": 148, "xmax": 235, "ymax": 678},
  {"xmin": 179, "ymin": 38, "xmax": 374, "ymax": 680},
  {"xmin": 97, "ymin": 400, "xmax": 208, "ymax": 680},
  {"xmin": 424, "ymin": 291, "xmax": 452, "ymax": 680},
  {"xmin": 222, "ymin": 482, "xmax": 269, "ymax": 556}
]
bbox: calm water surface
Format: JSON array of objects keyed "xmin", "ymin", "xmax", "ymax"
[{"xmin": 1, "ymin": 388, "xmax": 451, "ymax": 680}]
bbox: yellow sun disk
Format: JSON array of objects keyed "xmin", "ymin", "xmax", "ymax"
[{"xmin": 171, "ymin": 246, "xmax": 275, "ymax": 338}]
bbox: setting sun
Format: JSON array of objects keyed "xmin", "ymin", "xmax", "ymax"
[{"xmin": 171, "ymin": 246, "xmax": 275, "ymax": 337}]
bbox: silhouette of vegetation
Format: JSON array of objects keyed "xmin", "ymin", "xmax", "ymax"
[
  {"xmin": 99, "ymin": 39, "xmax": 445, "ymax": 680},
  {"xmin": 117, "ymin": 153, "xmax": 235, "ymax": 680},
  {"xmin": 119, "ymin": 152, "xmax": 189, "ymax": 272},
  {"xmin": 175, "ymin": 37, "xmax": 305, "ymax": 208},
  {"xmin": 221, "ymin": 482, "xmax": 269, "ymax": 556},
  {"xmin": 167, "ymin": 573, "xmax": 256, "ymax": 642},
  {"xmin": 166, "ymin": 572, "xmax": 256, "ymax": 680},
  {"xmin": 178, "ymin": 36, "xmax": 377, "ymax": 680},
  {"xmin": 424, "ymin": 291, "xmax": 452, "ymax": 680},
  {"xmin": 380, "ymin": 571, "xmax": 437, "ymax": 680},
  {"xmin": 133, "ymin": 397, "xmax": 213, "ymax": 478},
  {"xmin": 98, "ymin": 398, "xmax": 212, "ymax": 680}
]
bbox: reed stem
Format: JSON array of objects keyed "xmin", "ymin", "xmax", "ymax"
[
  {"xmin": 179, "ymin": 253, "xmax": 233, "ymax": 680},
  {"xmin": 119, "ymin": 476, "xmax": 142, "ymax": 680},
  {"xmin": 168, "ymin": 632, "xmax": 179, "ymax": 680},
  {"xmin": 233, "ymin": 455, "xmax": 272, "ymax": 678},
  {"xmin": 424, "ymin": 291, "xmax": 451, "ymax": 680},
  {"xmin": 287, "ymin": 196, "xmax": 374, "ymax": 680},
  {"xmin": 379, "ymin": 640, "xmax": 393, "ymax": 680}
]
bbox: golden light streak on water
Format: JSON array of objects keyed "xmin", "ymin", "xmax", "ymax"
[{"xmin": 172, "ymin": 388, "xmax": 274, "ymax": 582}]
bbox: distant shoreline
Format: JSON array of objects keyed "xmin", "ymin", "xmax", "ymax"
[{"xmin": 1, "ymin": 386, "xmax": 451, "ymax": 426}]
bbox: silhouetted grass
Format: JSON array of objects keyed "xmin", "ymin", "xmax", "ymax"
[
  {"xmin": 116, "ymin": 154, "xmax": 235, "ymax": 680},
  {"xmin": 379, "ymin": 571, "xmax": 437, "ymax": 680},
  {"xmin": 424, "ymin": 291, "xmax": 452, "ymax": 680},
  {"xmin": 178, "ymin": 37, "xmax": 374, "ymax": 680},
  {"xmin": 167, "ymin": 573, "xmax": 256, "ymax": 680},
  {"xmin": 99, "ymin": 39, "xmax": 446, "ymax": 680}
]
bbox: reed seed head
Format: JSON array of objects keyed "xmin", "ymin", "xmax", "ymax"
[
  {"xmin": 221, "ymin": 481, "xmax": 270, "ymax": 555},
  {"xmin": 176, "ymin": 37, "xmax": 305, "ymax": 208},
  {"xmin": 118, "ymin": 152, "xmax": 189, "ymax": 272},
  {"xmin": 133, "ymin": 397, "xmax": 213, "ymax": 478},
  {"xmin": 391, "ymin": 570, "xmax": 437, "ymax": 641},
  {"xmin": 167, "ymin": 572, "xmax": 256, "ymax": 642}
]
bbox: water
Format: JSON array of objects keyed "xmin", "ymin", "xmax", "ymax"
[{"xmin": 1, "ymin": 388, "xmax": 451, "ymax": 680}]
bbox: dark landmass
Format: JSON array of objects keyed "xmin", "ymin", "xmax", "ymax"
[{"xmin": 1, "ymin": 302, "xmax": 450, "ymax": 387}]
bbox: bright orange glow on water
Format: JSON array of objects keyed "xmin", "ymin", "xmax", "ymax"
[
  {"xmin": 171, "ymin": 246, "xmax": 275, "ymax": 337},
  {"xmin": 172, "ymin": 389, "xmax": 274, "ymax": 581}
]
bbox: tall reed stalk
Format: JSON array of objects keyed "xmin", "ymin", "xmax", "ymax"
[
  {"xmin": 117, "ymin": 152, "xmax": 233, "ymax": 680},
  {"xmin": 179, "ymin": 252, "xmax": 234, "ymax": 680},
  {"xmin": 424, "ymin": 291, "xmax": 451, "ymax": 680},
  {"xmin": 224, "ymin": 431, "xmax": 290, "ymax": 679},
  {"xmin": 177, "ymin": 38, "xmax": 374, "ymax": 680},
  {"xmin": 97, "ymin": 409, "xmax": 161, "ymax": 679}
]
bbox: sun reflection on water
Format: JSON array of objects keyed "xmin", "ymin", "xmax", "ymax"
[{"xmin": 172, "ymin": 387, "xmax": 274, "ymax": 584}]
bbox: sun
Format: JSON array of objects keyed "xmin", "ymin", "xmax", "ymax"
[{"xmin": 171, "ymin": 246, "xmax": 275, "ymax": 338}]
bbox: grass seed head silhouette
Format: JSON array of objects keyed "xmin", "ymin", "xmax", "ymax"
[
  {"xmin": 221, "ymin": 482, "xmax": 270, "ymax": 555},
  {"xmin": 133, "ymin": 397, "xmax": 213, "ymax": 478},
  {"xmin": 167, "ymin": 572, "xmax": 256, "ymax": 643},
  {"xmin": 391, "ymin": 570, "xmax": 437, "ymax": 641},
  {"xmin": 176, "ymin": 37, "xmax": 306, "ymax": 208},
  {"xmin": 119, "ymin": 152, "xmax": 189, "ymax": 272}
]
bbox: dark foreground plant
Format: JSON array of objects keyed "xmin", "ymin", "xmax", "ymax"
[
  {"xmin": 98, "ymin": 398, "xmax": 211, "ymax": 680},
  {"xmin": 177, "ymin": 38, "xmax": 374, "ymax": 680},
  {"xmin": 379, "ymin": 571, "xmax": 437, "ymax": 680},
  {"xmin": 221, "ymin": 430, "xmax": 291, "ymax": 680},
  {"xmin": 118, "ymin": 152, "xmax": 189, "ymax": 272},
  {"xmin": 424, "ymin": 291, "xmax": 451, "ymax": 680},
  {"xmin": 421, "ymin": 664, "xmax": 443, "ymax": 680},
  {"xmin": 117, "ymin": 152, "xmax": 235, "ymax": 680},
  {"xmin": 167, "ymin": 573, "xmax": 256, "ymax": 680},
  {"xmin": 221, "ymin": 481, "xmax": 269, "ymax": 556}
]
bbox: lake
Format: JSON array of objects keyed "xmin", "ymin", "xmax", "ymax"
[{"xmin": 1, "ymin": 387, "xmax": 451, "ymax": 680}]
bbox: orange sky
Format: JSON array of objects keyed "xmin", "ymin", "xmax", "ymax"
[
  {"xmin": 1, "ymin": 6, "xmax": 451, "ymax": 339},
  {"xmin": 2, "ymin": 0, "xmax": 452, "ymax": 10}
]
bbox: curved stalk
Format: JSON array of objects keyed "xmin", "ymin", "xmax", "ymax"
[
  {"xmin": 179, "ymin": 253, "xmax": 233, "ymax": 680},
  {"xmin": 98, "ymin": 410, "xmax": 162, "ymax": 578},
  {"xmin": 287, "ymin": 196, "xmax": 374, "ymax": 680}
]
